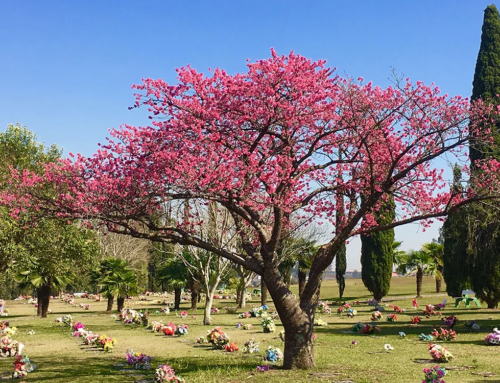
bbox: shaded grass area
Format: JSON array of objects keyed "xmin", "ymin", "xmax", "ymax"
[{"xmin": 0, "ymin": 277, "xmax": 499, "ymax": 382}]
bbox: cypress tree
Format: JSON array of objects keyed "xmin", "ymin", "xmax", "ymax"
[
  {"xmin": 360, "ymin": 197, "xmax": 395, "ymax": 302},
  {"xmin": 467, "ymin": 4, "xmax": 500, "ymax": 308},
  {"xmin": 335, "ymin": 242, "xmax": 346, "ymax": 300},
  {"xmin": 470, "ymin": 4, "xmax": 500, "ymax": 164},
  {"xmin": 442, "ymin": 165, "xmax": 471, "ymax": 297}
]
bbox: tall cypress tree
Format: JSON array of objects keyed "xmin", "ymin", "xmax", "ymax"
[
  {"xmin": 360, "ymin": 197, "xmax": 395, "ymax": 302},
  {"xmin": 467, "ymin": 4, "xmax": 500, "ymax": 308},
  {"xmin": 442, "ymin": 165, "xmax": 471, "ymax": 297},
  {"xmin": 335, "ymin": 242, "xmax": 346, "ymax": 299}
]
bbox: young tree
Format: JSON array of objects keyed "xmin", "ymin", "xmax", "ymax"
[
  {"xmin": 421, "ymin": 241, "xmax": 444, "ymax": 293},
  {"xmin": 395, "ymin": 250, "xmax": 432, "ymax": 298},
  {"xmin": 4, "ymin": 52, "xmax": 500, "ymax": 369},
  {"xmin": 158, "ymin": 257, "xmax": 188, "ymax": 310},
  {"xmin": 360, "ymin": 197, "xmax": 395, "ymax": 301},
  {"xmin": 95, "ymin": 258, "xmax": 138, "ymax": 312}
]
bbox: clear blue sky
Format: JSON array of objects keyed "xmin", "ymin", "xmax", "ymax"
[{"xmin": 0, "ymin": 1, "xmax": 495, "ymax": 269}]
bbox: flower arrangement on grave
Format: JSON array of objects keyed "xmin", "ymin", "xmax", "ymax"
[
  {"xmin": 393, "ymin": 305, "xmax": 404, "ymax": 313},
  {"xmin": 314, "ymin": 318, "xmax": 328, "ymax": 326},
  {"xmin": 431, "ymin": 327, "xmax": 456, "ymax": 341},
  {"xmin": 386, "ymin": 313, "xmax": 398, "ymax": 322},
  {"xmin": 265, "ymin": 345, "xmax": 283, "ymax": 362},
  {"xmin": 125, "ymin": 349, "xmax": 153, "ymax": 370},
  {"xmin": 250, "ymin": 305, "xmax": 268, "ymax": 317},
  {"xmin": 423, "ymin": 366, "xmax": 446, "ymax": 383},
  {"xmin": 359, "ymin": 324, "xmax": 381, "ymax": 334},
  {"xmin": 371, "ymin": 311, "xmax": 383, "ymax": 321},
  {"xmin": 243, "ymin": 323, "xmax": 253, "ymax": 330},
  {"xmin": 465, "ymin": 321, "xmax": 480, "ymax": 330},
  {"xmin": 206, "ymin": 327, "xmax": 230, "ymax": 349},
  {"xmin": 154, "ymin": 364, "xmax": 185, "ymax": 382},
  {"xmin": 225, "ymin": 342, "xmax": 239, "ymax": 352},
  {"xmin": 411, "ymin": 316, "xmax": 422, "ymax": 324},
  {"xmin": 211, "ymin": 307, "xmax": 220, "ymax": 314},
  {"xmin": 352, "ymin": 322, "xmax": 365, "ymax": 332},
  {"xmin": 175, "ymin": 324, "xmax": 188, "ymax": 336},
  {"xmin": 419, "ymin": 333, "xmax": 434, "ymax": 341},
  {"xmin": 261, "ymin": 314, "xmax": 276, "ymax": 333},
  {"xmin": 428, "ymin": 343, "xmax": 453, "ymax": 362},
  {"xmin": 243, "ymin": 338, "xmax": 260, "ymax": 354},
  {"xmin": 12, "ymin": 355, "xmax": 36, "ymax": 379},
  {"xmin": 443, "ymin": 316, "xmax": 458, "ymax": 328},
  {"xmin": 337, "ymin": 303, "xmax": 351, "ymax": 315},
  {"xmin": 238, "ymin": 311, "xmax": 251, "ymax": 319},
  {"xmin": 163, "ymin": 323, "xmax": 176, "ymax": 336},
  {"xmin": 316, "ymin": 301, "xmax": 331, "ymax": 314},
  {"xmin": 485, "ymin": 328, "xmax": 500, "ymax": 345},
  {"xmin": 346, "ymin": 309, "xmax": 357, "ymax": 317}
]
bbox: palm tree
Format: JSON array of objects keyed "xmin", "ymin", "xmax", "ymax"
[
  {"xmin": 94, "ymin": 258, "xmax": 138, "ymax": 312},
  {"xmin": 421, "ymin": 242, "xmax": 445, "ymax": 293},
  {"xmin": 158, "ymin": 257, "xmax": 189, "ymax": 310},
  {"xmin": 395, "ymin": 250, "xmax": 432, "ymax": 298},
  {"xmin": 16, "ymin": 270, "xmax": 72, "ymax": 318}
]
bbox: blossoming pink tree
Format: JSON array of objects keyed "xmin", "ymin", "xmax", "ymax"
[{"xmin": 3, "ymin": 50, "xmax": 500, "ymax": 369}]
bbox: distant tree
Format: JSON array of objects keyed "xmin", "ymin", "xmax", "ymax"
[
  {"xmin": 94, "ymin": 258, "xmax": 138, "ymax": 312},
  {"xmin": 395, "ymin": 250, "xmax": 432, "ymax": 298},
  {"xmin": 442, "ymin": 165, "xmax": 471, "ymax": 297},
  {"xmin": 421, "ymin": 241, "xmax": 444, "ymax": 293},
  {"xmin": 361, "ymin": 197, "xmax": 396, "ymax": 301},
  {"xmin": 158, "ymin": 257, "xmax": 189, "ymax": 311}
]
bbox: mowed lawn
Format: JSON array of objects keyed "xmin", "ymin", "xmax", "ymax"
[{"xmin": 1, "ymin": 277, "xmax": 499, "ymax": 382}]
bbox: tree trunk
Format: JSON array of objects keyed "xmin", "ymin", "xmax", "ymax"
[
  {"xmin": 238, "ymin": 287, "xmax": 246, "ymax": 308},
  {"xmin": 36, "ymin": 289, "xmax": 42, "ymax": 316},
  {"xmin": 236, "ymin": 286, "xmax": 242, "ymax": 307},
  {"xmin": 117, "ymin": 297, "xmax": 125, "ymax": 312},
  {"xmin": 40, "ymin": 284, "xmax": 51, "ymax": 318},
  {"xmin": 373, "ymin": 292, "xmax": 384, "ymax": 302},
  {"xmin": 106, "ymin": 296, "xmax": 114, "ymax": 312},
  {"xmin": 487, "ymin": 300, "xmax": 498, "ymax": 309},
  {"xmin": 435, "ymin": 277, "xmax": 442, "ymax": 293},
  {"xmin": 261, "ymin": 280, "xmax": 268, "ymax": 306},
  {"xmin": 264, "ymin": 271, "xmax": 316, "ymax": 369},
  {"xmin": 298, "ymin": 270, "xmax": 307, "ymax": 298},
  {"xmin": 416, "ymin": 267, "xmax": 423, "ymax": 298},
  {"xmin": 174, "ymin": 287, "xmax": 181, "ymax": 310},
  {"xmin": 191, "ymin": 280, "xmax": 200, "ymax": 310},
  {"xmin": 203, "ymin": 293, "xmax": 213, "ymax": 325}
]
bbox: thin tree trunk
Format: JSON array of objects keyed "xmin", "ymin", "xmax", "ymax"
[
  {"xmin": 416, "ymin": 267, "xmax": 423, "ymax": 298},
  {"xmin": 298, "ymin": 270, "xmax": 307, "ymax": 298},
  {"xmin": 106, "ymin": 296, "xmax": 114, "ymax": 312},
  {"xmin": 238, "ymin": 285, "xmax": 246, "ymax": 309},
  {"xmin": 174, "ymin": 287, "xmax": 181, "ymax": 310},
  {"xmin": 203, "ymin": 293, "xmax": 213, "ymax": 325},
  {"xmin": 40, "ymin": 284, "xmax": 51, "ymax": 318},
  {"xmin": 191, "ymin": 280, "xmax": 200, "ymax": 310},
  {"xmin": 36, "ymin": 289, "xmax": 42, "ymax": 316},
  {"xmin": 236, "ymin": 286, "xmax": 242, "ymax": 307},
  {"xmin": 261, "ymin": 280, "xmax": 268, "ymax": 306},
  {"xmin": 117, "ymin": 297, "xmax": 125, "ymax": 312},
  {"xmin": 435, "ymin": 277, "xmax": 442, "ymax": 293}
]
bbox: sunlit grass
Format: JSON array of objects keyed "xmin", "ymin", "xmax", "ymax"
[{"xmin": 1, "ymin": 277, "xmax": 499, "ymax": 382}]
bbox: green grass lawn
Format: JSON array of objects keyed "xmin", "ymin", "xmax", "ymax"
[{"xmin": 1, "ymin": 277, "xmax": 499, "ymax": 382}]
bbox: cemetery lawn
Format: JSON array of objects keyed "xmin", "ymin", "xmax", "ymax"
[{"xmin": 1, "ymin": 276, "xmax": 499, "ymax": 382}]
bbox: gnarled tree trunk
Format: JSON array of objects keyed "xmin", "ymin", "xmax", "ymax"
[
  {"xmin": 264, "ymin": 269, "xmax": 316, "ymax": 369},
  {"xmin": 487, "ymin": 300, "xmax": 499, "ymax": 309}
]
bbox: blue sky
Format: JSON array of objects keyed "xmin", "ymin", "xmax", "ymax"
[{"xmin": 0, "ymin": 1, "xmax": 495, "ymax": 269}]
